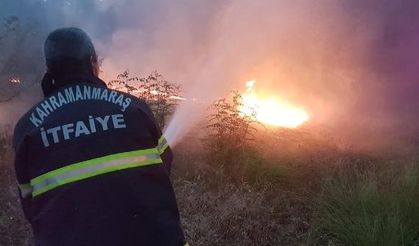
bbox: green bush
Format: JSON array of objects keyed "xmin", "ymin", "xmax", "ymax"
[
  {"xmin": 310, "ymin": 161, "xmax": 419, "ymax": 246},
  {"xmin": 204, "ymin": 91, "xmax": 259, "ymax": 178}
]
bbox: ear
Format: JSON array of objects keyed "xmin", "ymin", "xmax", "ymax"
[{"xmin": 41, "ymin": 72, "xmax": 55, "ymax": 97}]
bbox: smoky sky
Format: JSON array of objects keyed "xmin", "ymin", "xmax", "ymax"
[
  {"xmin": 336, "ymin": 0, "xmax": 419, "ymax": 113},
  {"xmin": 1, "ymin": 0, "xmax": 419, "ymax": 145}
]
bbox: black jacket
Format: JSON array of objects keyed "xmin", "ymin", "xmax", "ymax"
[{"xmin": 13, "ymin": 76, "xmax": 185, "ymax": 246}]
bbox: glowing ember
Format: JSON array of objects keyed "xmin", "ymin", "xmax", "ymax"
[
  {"xmin": 240, "ymin": 80, "xmax": 309, "ymax": 128},
  {"xmin": 9, "ymin": 78, "xmax": 21, "ymax": 84}
]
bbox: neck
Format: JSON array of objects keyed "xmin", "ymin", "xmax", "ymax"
[{"xmin": 43, "ymin": 73, "xmax": 107, "ymax": 97}]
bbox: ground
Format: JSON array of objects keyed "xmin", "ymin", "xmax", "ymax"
[{"xmin": 1, "ymin": 129, "xmax": 419, "ymax": 245}]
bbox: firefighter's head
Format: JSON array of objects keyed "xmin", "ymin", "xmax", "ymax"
[{"xmin": 44, "ymin": 27, "xmax": 99, "ymax": 80}]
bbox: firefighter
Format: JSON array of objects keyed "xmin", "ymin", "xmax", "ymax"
[{"xmin": 13, "ymin": 27, "xmax": 186, "ymax": 246}]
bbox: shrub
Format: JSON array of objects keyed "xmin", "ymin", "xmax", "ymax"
[
  {"xmin": 204, "ymin": 91, "xmax": 259, "ymax": 177},
  {"xmin": 108, "ymin": 70, "xmax": 181, "ymax": 128}
]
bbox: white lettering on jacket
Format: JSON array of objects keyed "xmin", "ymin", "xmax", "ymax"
[
  {"xmin": 40, "ymin": 114, "xmax": 127, "ymax": 147},
  {"xmin": 29, "ymin": 85, "xmax": 132, "ymax": 127}
]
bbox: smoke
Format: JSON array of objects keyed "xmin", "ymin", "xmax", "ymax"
[{"xmin": 1, "ymin": 0, "xmax": 419, "ymax": 148}]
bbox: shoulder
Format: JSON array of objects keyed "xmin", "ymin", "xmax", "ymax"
[
  {"xmin": 116, "ymin": 89, "xmax": 155, "ymax": 121},
  {"xmin": 114, "ymin": 90, "xmax": 161, "ymax": 137},
  {"xmin": 12, "ymin": 101, "xmax": 42, "ymax": 150}
]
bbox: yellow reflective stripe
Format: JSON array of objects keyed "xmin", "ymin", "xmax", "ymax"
[
  {"xmin": 32, "ymin": 157, "xmax": 161, "ymax": 197},
  {"xmin": 158, "ymin": 135, "xmax": 165, "ymax": 145},
  {"xmin": 31, "ymin": 148, "xmax": 159, "ymax": 185},
  {"xmin": 30, "ymin": 148, "xmax": 162, "ymax": 197},
  {"xmin": 157, "ymin": 135, "xmax": 169, "ymax": 154},
  {"xmin": 18, "ymin": 183, "xmax": 32, "ymax": 198},
  {"xmin": 159, "ymin": 143, "xmax": 169, "ymax": 154}
]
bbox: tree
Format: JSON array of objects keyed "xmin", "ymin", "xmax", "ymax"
[
  {"xmin": 0, "ymin": 16, "xmax": 18, "ymax": 41},
  {"xmin": 205, "ymin": 91, "xmax": 259, "ymax": 175},
  {"xmin": 0, "ymin": 16, "xmax": 21, "ymax": 102},
  {"xmin": 0, "ymin": 16, "xmax": 44, "ymax": 103},
  {"xmin": 108, "ymin": 70, "xmax": 181, "ymax": 128}
]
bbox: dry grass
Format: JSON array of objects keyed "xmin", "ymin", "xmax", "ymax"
[
  {"xmin": 0, "ymin": 142, "xmax": 32, "ymax": 246},
  {"xmin": 171, "ymin": 139, "xmax": 314, "ymax": 246},
  {"xmin": 174, "ymin": 175, "xmax": 312, "ymax": 246}
]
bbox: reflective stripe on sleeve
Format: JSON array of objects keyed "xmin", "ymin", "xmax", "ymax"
[
  {"xmin": 157, "ymin": 135, "xmax": 169, "ymax": 154},
  {"xmin": 18, "ymin": 183, "xmax": 32, "ymax": 198},
  {"xmin": 30, "ymin": 148, "xmax": 162, "ymax": 197}
]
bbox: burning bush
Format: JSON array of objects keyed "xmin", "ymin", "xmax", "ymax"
[{"xmin": 108, "ymin": 70, "xmax": 181, "ymax": 128}]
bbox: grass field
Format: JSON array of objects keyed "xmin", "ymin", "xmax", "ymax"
[{"xmin": 1, "ymin": 127, "xmax": 419, "ymax": 245}]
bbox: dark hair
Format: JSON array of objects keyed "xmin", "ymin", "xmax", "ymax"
[{"xmin": 44, "ymin": 27, "xmax": 98, "ymax": 79}]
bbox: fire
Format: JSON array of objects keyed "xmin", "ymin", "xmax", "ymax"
[{"xmin": 240, "ymin": 80, "xmax": 309, "ymax": 128}]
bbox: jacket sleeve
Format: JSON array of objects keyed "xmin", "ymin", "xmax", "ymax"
[
  {"xmin": 12, "ymin": 123, "xmax": 33, "ymax": 221},
  {"xmin": 157, "ymin": 134, "xmax": 173, "ymax": 174},
  {"xmin": 135, "ymin": 100, "xmax": 173, "ymax": 174}
]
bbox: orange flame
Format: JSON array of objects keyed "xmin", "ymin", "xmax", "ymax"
[{"xmin": 240, "ymin": 80, "xmax": 309, "ymax": 128}]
